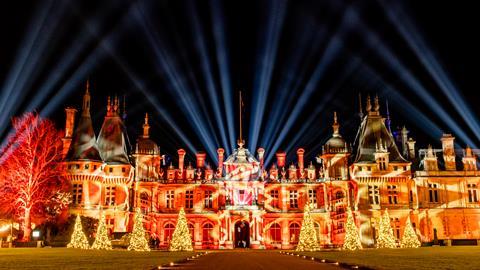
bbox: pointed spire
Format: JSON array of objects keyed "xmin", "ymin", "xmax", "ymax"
[
  {"xmin": 386, "ymin": 100, "xmax": 391, "ymax": 133},
  {"xmin": 122, "ymin": 95, "xmax": 127, "ymax": 120},
  {"xmin": 82, "ymin": 80, "xmax": 91, "ymax": 116},
  {"xmin": 237, "ymin": 90, "xmax": 245, "ymax": 148},
  {"xmin": 332, "ymin": 111, "xmax": 340, "ymax": 136},
  {"xmin": 374, "ymin": 94, "xmax": 380, "ymax": 112},
  {"xmin": 107, "ymin": 96, "xmax": 111, "ymax": 113},
  {"xmin": 366, "ymin": 95, "xmax": 372, "ymax": 112},
  {"xmin": 113, "ymin": 95, "xmax": 119, "ymax": 114},
  {"xmin": 358, "ymin": 93, "xmax": 364, "ymax": 120},
  {"xmin": 143, "ymin": 113, "xmax": 150, "ymax": 138}
]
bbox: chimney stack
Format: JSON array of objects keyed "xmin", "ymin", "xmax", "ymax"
[
  {"xmin": 276, "ymin": 151, "xmax": 286, "ymax": 167},
  {"xmin": 257, "ymin": 148, "xmax": 265, "ymax": 168},
  {"xmin": 178, "ymin": 149, "xmax": 186, "ymax": 170},
  {"xmin": 196, "ymin": 152, "xmax": 206, "ymax": 168},
  {"xmin": 297, "ymin": 148, "xmax": 305, "ymax": 171},
  {"xmin": 217, "ymin": 148, "xmax": 225, "ymax": 171}
]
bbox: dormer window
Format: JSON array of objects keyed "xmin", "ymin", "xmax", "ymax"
[{"xmin": 378, "ymin": 157, "xmax": 387, "ymax": 170}]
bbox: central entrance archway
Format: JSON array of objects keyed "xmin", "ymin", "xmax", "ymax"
[{"xmin": 234, "ymin": 220, "xmax": 250, "ymax": 248}]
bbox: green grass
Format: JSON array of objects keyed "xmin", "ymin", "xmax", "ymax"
[
  {"xmin": 297, "ymin": 246, "xmax": 480, "ymax": 270},
  {"xmin": 0, "ymin": 248, "xmax": 195, "ymax": 270}
]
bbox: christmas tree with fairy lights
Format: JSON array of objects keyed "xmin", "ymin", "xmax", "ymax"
[
  {"xmin": 400, "ymin": 215, "xmax": 421, "ymax": 248},
  {"xmin": 343, "ymin": 208, "xmax": 362, "ymax": 251},
  {"xmin": 91, "ymin": 212, "xmax": 112, "ymax": 250},
  {"xmin": 128, "ymin": 208, "xmax": 151, "ymax": 251},
  {"xmin": 296, "ymin": 203, "xmax": 320, "ymax": 251},
  {"xmin": 169, "ymin": 208, "xmax": 193, "ymax": 251},
  {"xmin": 377, "ymin": 209, "xmax": 397, "ymax": 248},
  {"xmin": 67, "ymin": 214, "xmax": 90, "ymax": 249}
]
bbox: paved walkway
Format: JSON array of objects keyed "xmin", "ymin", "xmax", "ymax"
[{"xmin": 175, "ymin": 250, "xmax": 339, "ymax": 270}]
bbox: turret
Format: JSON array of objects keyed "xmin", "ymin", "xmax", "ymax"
[
  {"xmin": 178, "ymin": 149, "xmax": 186, "ymax": 171},
  {"xmin": 196, "ymin": 151, "xmax": 206, "ymax": 168},
  {"xmin": 441, "ymin": 134, "xmax": 456, "ymax": 170}
]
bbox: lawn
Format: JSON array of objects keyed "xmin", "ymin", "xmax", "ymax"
[
  {"xmin": 297, "ymin": 246, "xmax": 480, "ymax": 270},
  {"xmin": 0, "ymin": 248, "xmax": 195, "ymax": 270}
]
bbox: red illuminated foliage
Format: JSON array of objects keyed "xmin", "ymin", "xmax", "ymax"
[{"xmin": 0, "ymin": 112, "xmax": 69, "ymax": 241}]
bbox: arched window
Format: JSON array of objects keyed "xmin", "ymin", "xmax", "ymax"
[
  {"xmin": 314, "ymin": 222, "xmax": 321, "ymax": 242},
  {"xmin": 202, "ymin": 223, "xmax": 214, "ymax": 244},
  {"xmin": 188, "ymin": 223, "xmax": 195, "ymax": 242},
  {"xmin": 140, "ymin": 192, "xmax": 150, "ymax": 214},
  {"xmin": 164, "ymin": 223, "xmax": 175, "ymax": 244},
  {"xmin": 269, "ymin": 223, "xmax": 281, "ymax": 244},
  {"xmin": 335, "ymin": 191, "xmax": 344, "ymax": 200},
  {"xmin": 289, "ymin": 223, "xmax": 300, "ymax": 244}
]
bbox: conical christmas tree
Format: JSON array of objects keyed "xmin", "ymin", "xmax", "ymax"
[
  {"xmin": 296, "ymin": 204, "xmax": 320, "ymax": 251},
  {"xmin": 91, "ymin": 212, "xmax": 112, "ymax": 250},
  {"xmin": 400, "ymin": 216, "xmax": 421, "ymax": 248},
  {"xmin": 67, "ymin": 214, "xmax": 90, "ymax": 249},
  {"xmin": 377, "ymin": 209, "xmax": 397, "ymax": 248},
  {"xmin": 128, "ymin": 208, "xmax": 151, "ymax": 251},
  {"xmin": 169, "ymin": 208, "xmax": 193, "ymax": 251},
  {"xmin": 343, "ymin": 208, "xmax": 362, "ymax": 250}
]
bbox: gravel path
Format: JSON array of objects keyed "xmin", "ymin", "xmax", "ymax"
[{"xmin": 174, "ymin": 250, "xmax": 340, "ymax": 270}]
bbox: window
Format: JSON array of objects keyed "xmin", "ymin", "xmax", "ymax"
[
  {"xmin": 109, "ymin": 167, "xmax": 113, "ymax": 173},
  {"xmin": 105, "ymin": 186, "xmax": 115, "ymax": 206},
  {"xmin": 467, "ymin": 184, "xmax": 478, "ymax": 203},
  {"xmin": 164, "ymin": 223, "xmax": 175, "ymax": 244},
  {"xmin": 166, "ymin": 190, "xmax": 175, "ymax": 209},
  {"xmin": 428, "ymin": 183, "xmax": 439, "ymax": 203},
  {"xmin": 188, "ymin": 223, "xmax": 195, "ymax": 242},
  {"xmin": 85, "ymin": 164, "xmax": 89, "ymax": 170},
  {"xmin": 93, "ymin": 165, "xmax": 97, "ymax": 170},
  {"xmin": 335, "ymin": 191, "xmax": 344, "ymax": 200},
  {"xmin": 72, "ymin": 183, "xmax": 83, "ymax": 205},
  {"xmin": 269, "ymin": 223, "xmax": 281, "ymax": 244},
  {"xmin": 368, "ymin": 185, "xmax": 380, "ymax": 205},
  {"xmin": 289, "ymin": 223, "xmax": 300, "ymax": 244},
  {"xmin": 75, "ymin": 164, "xmax": 80, "ymax": 169},
  {"xmin": 202, "ymin": 223, "xmax": 214, "ymax": 244},
  {"xmin": 387, "ymin": 185, "xmax": 398, "ymax": 205},
  {"xmin": 140, "ymin": 192, "xmax": 149, "ymax": 214},
  {"xmin": 392, "ymin": 218, "xmax": 400, "ymax": 239},
  {"xmin": 409, "ymin": 190, "xmax": 414, "ymax": 203},
  {"xmin": 122, "ymin": 167, "xmax": 126, "ymax": 173},
  {"xmin": 204, "ymin": 190, "xmax": 213, "ymax": 209},
  {"xmin": 309, "ymin": 189, "xmax": 317, "ymax": 208},
  {"xmin": 378, "ymin": 157, "xmax": 387, "ymax": 170},
  {"xmin": 185, "ymin": 190, "xmax": 194, "ymax": 209},
  {"xmin": 289, "ymin": 190, "xmax": 298, "ymax": 209},
  {"xmin": 270, "ymin": 190, "xmax": 279, "ymax": 208}
]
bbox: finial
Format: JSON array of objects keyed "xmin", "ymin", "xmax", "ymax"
[
  {"xmin": 86, "ymin": 80, "xmax": 90, "ymax": 94},
  {"xmin": 374, "ymin": 94, "xmax": 380, "ymax": 112},
  {"xmin": 386, "ymin": 99, "xmax": 391, "ymax": 133},
  {"xmin": 358, "ymin": 93, "xmax": 364, "ymax": 119},
  {"xmin": 122, "ymin": 94, "xmax": 127, "ymax": 120},
  {"xmin": 143, "ymin": 112, "xmax": 150, "ymax": 138},
  {"xmin": 366, "ymin": 95, "xmax": 372, "ymax": 112},
  {"xmin": 237, "ymin": 90, "xmax": 245, "ymax": 148},
  {"xmin": 107, "ymin": 96, "xmax": 111, "ymax": 112},
  {"xmin": 332, "ymin": 111, "xmax": 340, "ymax": 136}
]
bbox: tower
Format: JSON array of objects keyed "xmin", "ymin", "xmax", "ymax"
[{"xmin": 63, "ymin": 107, "xmax": 77, "ymax": 157}]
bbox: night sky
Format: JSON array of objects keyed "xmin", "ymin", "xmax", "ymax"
[{"xmin": 1, "ymin": 0, "xmax": 479, "ymax": 166}]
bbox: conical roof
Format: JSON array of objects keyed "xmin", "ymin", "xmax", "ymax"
[
  {"xmin": 354, "ymin": 96, "xmax": 407, "ymax": 163},
  {"xmin": 97, "ymin": 96, "xmax": 130, "ymax": 164},
  {"xmin": 67, "ymin": 82, "xmax": 101, "ymax": 161}
]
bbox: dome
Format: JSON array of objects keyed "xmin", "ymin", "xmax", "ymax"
[
  {"xmin": 325, "ymin": 135, "xmax": 346, "ymax": 149},
  {"xmin": 135, "ymin": 138, "xmax": 159, "ymax": 155}
]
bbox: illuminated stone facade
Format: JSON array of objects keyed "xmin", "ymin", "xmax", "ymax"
[{"xmin": 63, "ymin": 86, "xmax": 480, "ymax": 249}]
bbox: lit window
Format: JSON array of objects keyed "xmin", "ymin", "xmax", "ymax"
[
  {"xmin": 166, "ymin": 190, "xmax": 175, "ymax": 209},
  {"xmin": 428, "ymin": 183, "xmax": 439, "ymax": 203},
  {"xmin": 467, "ymin": 184, "xmax": 478, "ymax": 203},
  {"xmin": 269, "ymin": 223, "xmax": 281, "ymax": 244},
  {"xmin": 368, "ymin": 185, "xmax": 380, "ymax": 205},
  {"xmin": 387, "ymin": 185, "xmax": 398, "ymax": 205},
  {"xmin": 270, "ymin": 190, "xmax": 279, "ymax": 208},
  {"xmin": 105, "ymin": 186, "xmax": 116, "ymax": 206},
  {"xmin": 72, "ymin": 183, "xmax": 83, "ymax": 205},
  {"xmin": 289, "ymin": 190, "xmax": 298, "ymax": 209},
  {"xmin": 308, "ymin": 189, "xmax": 317, "ymax": 208},
  {"xmin": 289, "ymin": 223, "xmax": 300, "ymax": 244},
  {"xmin": 185, "ymin": 190, "xmax": 194, "ymax": 209},
  {"xmin": 204, "ymin": 190, "xmax": 213, "ymax": 209}
]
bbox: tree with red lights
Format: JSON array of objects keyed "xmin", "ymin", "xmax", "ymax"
[{"xmin": 0, "ymin": 113, "xmax": 69, "ymax": 241}]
